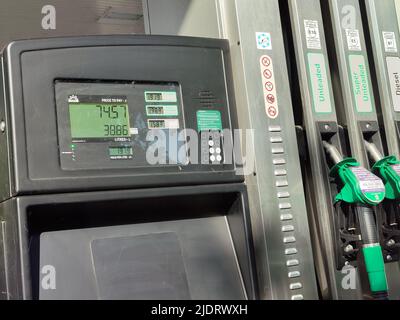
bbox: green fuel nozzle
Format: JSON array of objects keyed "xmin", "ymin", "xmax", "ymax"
[
  {"xmin": 365, "ymin": 141, "xmax": 400, "ymax": 200},
  {"xmin": 323, "ymin": 141, "xmax": 388, "ymax": 297},
  {"xmin": 323, "ymin": 142, "xmax": 385, "ymax": 205}
]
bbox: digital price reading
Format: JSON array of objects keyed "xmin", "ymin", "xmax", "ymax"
[{"xmin": 69, "ymin": 102, "xmax": 130, "ymax": 140}]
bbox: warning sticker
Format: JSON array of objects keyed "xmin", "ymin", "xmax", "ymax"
[
  {"xmin": 391, "ymin": 164, "xmax": 400, "ymax": 176},
  {"xmin": 196, "ymin": 110, "xmax": 222, "ymax": 132},
  {"xmin": 259, "ymin": 55, "xmax": 279, "ymax": 119},
  {"xmin": 307, "ymin": 53, "xmax": 332, "ymax": 113},
  {"xmin": 386, "ymin": 56, "xmax": 400, "ymax": 112},
  {"xmin": 383, "ymin": 31, "xmax": 398, "ymax": 53},
  {"xmin": 349, "ymin": 54, "xmax": 373, "ymax": 113},
  {"xmin": 304, "ymin": 20, "xmax": 321, "ymax": 50},
  {"xmin": 346, "ymin": 29, "xmax": 362, "ymax": 51},
  {"xmin": 350, "ymin": 166, "xmax": 385, "ymax": 203},
  {"xmin": 256, "ymin": 32, "xmax": 272, "ymax": 50}
]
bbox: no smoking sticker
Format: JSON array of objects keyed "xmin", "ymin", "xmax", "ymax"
[{"xmin": 259, "ymin": 55, "xmax": 279, "ymax": 119}]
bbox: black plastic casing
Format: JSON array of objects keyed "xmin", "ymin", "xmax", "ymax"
[{"xmin": 0, "ymin": 35, "xmax": 242, "ymax": 199}]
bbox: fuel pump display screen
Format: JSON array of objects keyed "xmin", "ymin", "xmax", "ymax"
[
  {"xmin": 56, "ymin": 81, "xmax": 186, "ymax": 170},
  {"xmin": 69, "ymin": 97, "xmax": 130, "ymax": 141}
]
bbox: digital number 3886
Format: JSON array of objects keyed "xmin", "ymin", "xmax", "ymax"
[{"xmin": 104, "ymin": 124, "xmax": 129, "ymax": 136}]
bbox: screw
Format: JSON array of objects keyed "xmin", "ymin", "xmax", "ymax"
[
  {"xmin": 344, "ymin": 245, "xmax": 354, "ymax": 253},
  {"xmin": 387, "ymin": 255, "xmax": 393, "ymax": 262},
  {"xmin": 0, "ymin": 120, "xmax": 5, "ymax": 133},
  {"xmin": 366, "ymin": 123, "xmax": 371, "ymax": 129},
  {"xmin": 324, "ymin": 124, "xmax": 331, "ymax": 131},
  {"xmin": 387, "ymin": 239, "xmax": 396, "ymax": 247}
]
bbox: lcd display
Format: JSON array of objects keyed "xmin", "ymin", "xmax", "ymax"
[{"xmin": 69, "ymin": 95, "xmax": 130, "ymax": 141}]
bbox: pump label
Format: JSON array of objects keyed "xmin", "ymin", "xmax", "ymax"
[
  {"xmin": 307, "ymin": 53, "xmax": 333, "ymax": 113},
  {"xmin": 383, "ymin": 31, "xmax": 398, "ymax": 53},
  {"xmin": 386, "ymin": 56, "xmax": 400, "ymax": 112},
  {"xmin": 349, "ymin": 55, "xmax": 373, "ymax": 113},
  {"xmin": 196, "ymin": 110, "xmax": 222, "ymax": 132},
  {"xmin": 346, "ymin": 29, "xmax": 362, "ymax": 51},
  {"xmin": 304, "ymin": 20, "xmax": 321, "ymax": 50},
  {"xmin": 391, "ymin": 164, "xmax": 400, "ymax": 176},
  {"xmin": 350, "ymin": 167, "xmax": 385, "ymax": 203}
]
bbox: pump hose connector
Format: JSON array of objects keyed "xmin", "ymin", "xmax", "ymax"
[
  {"xmin": 322, "ymin": 141, "xmax": 343, "ymax": 165},
  {"xmin": 364, "ymin": 140, "xmax": 384, "ymax": 163}
]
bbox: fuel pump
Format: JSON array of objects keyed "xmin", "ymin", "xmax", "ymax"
[
  {"xmin": 319, "ymin": 0, "xmax": 400, "ymax": 298},
  {"xmin": 284, "ymin": 0, "xmax": 390, "ymax": 299},
  {"xmin": 360, "ymin": 0, "xmax": 400, "ymax": 284},
  {"xmin": 324, "ymin": 141, "xmax": 388, "ymax": 298},
  {"xmin": 365, "ymin": 142, "xmax": 400, "ymax": 261}
]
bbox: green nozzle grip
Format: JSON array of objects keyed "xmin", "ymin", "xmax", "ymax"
[{"xmin": 363, "ymin": 245, "xmax": 388, "ymax": 293}]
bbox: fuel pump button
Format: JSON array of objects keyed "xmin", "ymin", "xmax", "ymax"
[
  {"xmin": 270, "ymin": 136, "xmax": 283, "ymax": 143},
  {"xmin": 276, "ymin": 180, "xmax": 289, "ymax": 187},
  {"xmin": 291, "ymin": 294, "xmax": 304, "ymax": 300},
  {"xmin": 277, "ymin": 191, "xmax": 290, "ymax": 198},
  {"xmin": 282, "ymin": 225, "xmax": 295, "ymax": 232},
  {"xmin": 290, "ymin": 283, "xmax": 303, "ymax": 290},
  {"xmin": 275, "ymin": 169, "xmax": 287, "ymax": 176},
  {"xmin": 280, "ymin": 214, "xmax": 293, "ymax": 221},
  {"xmin": 269, "ymin": 125, "xmax": 282, "ymax": 132},
  {"xmin": 288, "ymin": 271, "xmax": 301, "ymax": 278},
  {"xmin": 279, "ymin": 203, "xmax": 292, "ymax": 210},
  {"xmin": 284, "ymin": 236, "xmax": 296, "ymax": 244},
  {"xmin": 286, "ymin": 259, "xmax": 300, "ymax": 267},
  {"xmin": 285, "ymin": 248, "xmax": 298, "ymax": 255},
  {"xmin": 272, "ymin": 147, "xmax": 285, "ymax": 154},
  {"xmin": 273, "ymin": 158, "xmax": 286, "ymax": 165}
]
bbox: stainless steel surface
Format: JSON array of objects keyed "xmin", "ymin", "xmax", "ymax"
[
  {"xmin": 364, "ymin": 140, "xmax": 383, "ymax": 162},
  {"xmin": 287, "ymin": 0, "xmax": 361, "ymax": 300},
  {"xmin": 325, "ymin": 0, "xmax": 400, "ymax": 299},
  {"xmin": 362, "ymin": 0, "xmax": 400, "ymax": 299},
  {"xmin": 39, "ymin": 216, "xmax": 247, "ymax": 300},
  {"xmin": 215, "ymin": 0, "xmax": 318, "ymax": 300},
  {"xmin": 327, "ymin": 0, "xmax": 377, "ymax": 167},
  {"xmin": 323, "ymin": 141, "xmax": 344, "ymax": 164},
  {"xmin": 364, "ymin": 0, "xmax": 400, "ymax": 158}
]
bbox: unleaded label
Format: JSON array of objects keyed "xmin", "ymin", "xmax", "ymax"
[
  {"xmin": 386, "ymin": 56, "xmax": 400, "ymax": 112},
  {"xmin": 307, "ymin": 53, "xmax": 332, "ymax": 113},
  {"xmin": 350, "ymin": 166, "xmax": 385, "ymax": 203},
  {"xmin": 349, "ymin": 55, "xmax": 373, "ymax": 113}
]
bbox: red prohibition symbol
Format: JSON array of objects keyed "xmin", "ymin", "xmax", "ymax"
[
  {"xmin": 265, "ymin": 81, "xmax": 274, "ymax": 91},
  {"xmin": 261, "ymin": 56, "xmax": 271, "ymax": 67},
  {"xmin": 263, "ymin": 69, "xmax": 272, "ymax": 79},
  {"xmin": 267, "ymin": 106, "xmax": 277, "ymax": 118},
  {"xmin": 266, "ymin": 94, "xmax": 275, "ymax": 104}
]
